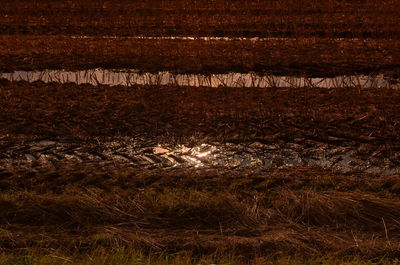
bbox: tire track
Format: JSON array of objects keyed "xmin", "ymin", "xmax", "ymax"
[{"xmin": 1, "ymin": 138, "xmax": 399, "ymax": 175}]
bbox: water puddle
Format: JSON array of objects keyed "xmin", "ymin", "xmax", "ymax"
[
  {"xmin": 2, "ymin": 139, "xmax": 398, "ymax": 175},
  {"xmin": 71, "ymin": 36, "xmax": 267, "ymax": 41},
  {"xmin": 68, "ymin": 36, "xmax": 370, "ymax": 42},
  {"xmin": 1, "ymin": 69, "xmax": 399, "ymax": 88}
]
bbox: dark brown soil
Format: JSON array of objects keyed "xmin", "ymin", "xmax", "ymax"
[
  {"xmin": 1, "ymin": 0, "xmax": 400, "ymax": 76},
  {"xmin": 1, "ymin": 1, "xmax": 400, "ymax": 261},
  {"xmin": 1, "ymin": 80, "xmax": 399, "ymax": 258},
  {"xmin": 1, "ymin": 35, "xmax": 399, "ymax": 77},
  {"xmin": 1, "ymin": 0, "xmax": 400, "ymax": 39},
  {"xmin": 1, "ymin": 80, "xmax": 399, "ymax": 146}
]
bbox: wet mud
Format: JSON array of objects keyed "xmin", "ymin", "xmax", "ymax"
[
  {"xmin": 1, "ymin": 138, "xmax": 399, "ymax": 176},
  {"xmin": 1, "ymin": 1, "xmax": 400, "ymax": 260}
]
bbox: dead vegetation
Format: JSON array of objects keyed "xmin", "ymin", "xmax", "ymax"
[
  {"xmin": 1, "ymin": 0, "xmax": 400, "ymax": 76},
  {"xmin": 1, "ymin": 0, "xmax": 400, "ymax": 263},
  {"xmin": 1, "ymin": 166, "xmax": 400, "ymax": 261},
  {"xmin": 0, "ymin": 79, "xmax": 399, "ymax": 148},
  {"xmin": 0, "ymin": 35, "xmax": 399, "ymax": 77},
  {"xmin": 1, "ymin": 78, "xmax": 400, "ymax": 261},
  {"xmin": 1, "ymin": 0, "xmax": 399, "ymax": 38}
]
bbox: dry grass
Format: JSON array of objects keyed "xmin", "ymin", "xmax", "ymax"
[
  {"xmin": 1, "ymin": 166, "xmax": 400, "ymax": 262},
  {"xmin": 1, "ymin": 1, "xmax": 400, "ymax": 263},
  {"xmin": 1, "ymin": 250, "xmax": 399, "ymax": 265}
]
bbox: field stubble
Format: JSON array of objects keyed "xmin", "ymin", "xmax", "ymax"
[
  {"xmin": 1, "ymin": 80, "xmax": 400, "ymax": 262},
  {"xmin": 2, "ymin": 0, "xmax": 400, "ymax": 263},
  {"xmin": 1, "ymin": 35, "xmax": 399, "ymax": 78},
  {"xmin": 1, "ymin": 166, "xmax": 400, "ymax": 263},
  {"xmin": 1, "ymin": 0, "xmax": 400, "ymax": 38},
  {"xmin": 1, "ymin": 80, "xmax": 399, "ymax": 145}
]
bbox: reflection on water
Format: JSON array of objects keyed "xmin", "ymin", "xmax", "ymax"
[
  {"xmin": 1, "ymin": 69, "xmax": 399, "ymax": 88},
  {"xmin": 3, "ymin": 139, "xmax": 398, "ymax": 175},
  {"xmin": 154, "ymin": 144, "xmax": 218, "ymax": 167},
  {"xmin": 124, "ymin": 141, "xmax": 399, "ymax": 174},
  {"xmin": 69, "ymin": 36, "xmax": 372, "ymax": 42},
  {"xmin": 71, "ymin": 35, "xmax": 265, "ymax": 41}
]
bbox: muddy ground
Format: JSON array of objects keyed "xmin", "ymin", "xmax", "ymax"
[
  {"xmin": 1, "ymin": 0, "xmax": 400, "ymax": 76},
  {"xmin": 1, "ymin": 0, "xmax": 400, "ymax": 262},
  {"xmin": 2, "ymin": 0, "xmax": 399, "ymax": 38},
  {"xmin": 1, "ymin": 80, "xmax": 399, "ymax": 145},
  {"xmin": 1, "ymin": 79, "xmax": 400, "ymax": 260},
  {"xmin": 1, "ymin": 35, "xmax": 400, "ymax": 77}
]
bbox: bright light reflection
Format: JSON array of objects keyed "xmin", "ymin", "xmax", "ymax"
[
  {"xmin": 1, "ymin": 69, "xmax": 398, "ymax": 89},
  {"xmin": 196, "ymin": 151, "xmax": 211, "ymax": 158},
  {"xmin": 153, "ymin": 143, "xmax": 217, "ymax": 168}
]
